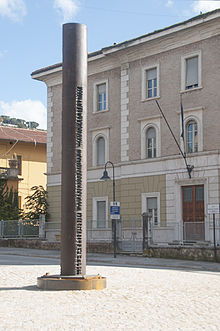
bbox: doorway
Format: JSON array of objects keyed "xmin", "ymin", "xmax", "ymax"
[{"xmin": 182, "ymin": 185, "xmax": 205, "ymax": 241}]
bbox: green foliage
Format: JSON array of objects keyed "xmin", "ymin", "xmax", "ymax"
[
  {"xmin": 24, "ymin": 185, "xmax": 48, "ymax": 220},
  {"xmin": 27, "ymin": 121, "xmax": 39, "ymax": 129},
  {"xmin": 15, "ymin": 118, "xmax": 27, "ymax": 128},
  {"xmin": 0, "ymin": 179, "xmax": 21, "ymax": 220},
  {"xmin": 0, "ymin": 115, "xmax": 39, "ymax": 129},
  {"xmin": 1, "ymin": 115, "xmax": 10, "ymax": 124}
]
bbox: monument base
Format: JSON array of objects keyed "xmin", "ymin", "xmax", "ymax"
[{"xmin": 37, "ymin": 274, "xmax": 106, "ymax": 291}]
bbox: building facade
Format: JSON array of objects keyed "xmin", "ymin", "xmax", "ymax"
[
  {"xmin": 0, "ymin": 126, "xmax": 47, "ymax": 210},
  {"xmin": 32, "ymin": 10, "xmax": 220, "ymax": 245}
]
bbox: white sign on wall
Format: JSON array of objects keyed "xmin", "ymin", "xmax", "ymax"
[{"xmin": 207, "ymin": 204, "xmax": 220, "ymax": 214}]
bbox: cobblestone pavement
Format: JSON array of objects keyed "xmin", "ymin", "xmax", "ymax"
[{"xmin": 0, "ymin": 250, "xmax": 220, "ymax": 330}]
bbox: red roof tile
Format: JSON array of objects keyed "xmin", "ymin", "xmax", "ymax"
[{"xmin": 0, "ymin": 126, "xmax": 46, "ymax": 144}]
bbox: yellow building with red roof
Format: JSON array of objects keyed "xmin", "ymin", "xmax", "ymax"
[{"xmin": 0, "ymin": 126, "xmax": 46, "ymax": 210}]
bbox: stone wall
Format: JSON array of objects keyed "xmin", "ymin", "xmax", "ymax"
[
  {"xmin": 0, "ymin": 238, "xmax": 60, "ymax": 250},
  {"xmin": 143, "ymin": 246, "xmax": 220, "ymax": 262}
]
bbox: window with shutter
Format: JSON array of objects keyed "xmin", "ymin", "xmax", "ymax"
[
  {"xmin": 97, "ymin": 136, "xmax": 105, "ymax": 166},
  {"xmin": 97, "ymin": 201, "xmax": 106, "ymax": 228},
  {"xmin": 147, "ymin": 197, "xmax": 158, "ymax": 226},
  {"xmin": 186, "ymin": 56, "xmax": 198, "ymax": 89}
]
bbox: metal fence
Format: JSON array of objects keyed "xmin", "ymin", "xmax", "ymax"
[
  {"xmin": 207, "ymin": 216, "xmax": 220, "ymax": 245},
  {"xmin": 2, "ymin": 216, "xmax": 220, "ymax": 251},
  {"xmin": 183, "ymin": 222, "xmax": 205, "ymax": 241},
  {"xmin": 183, "ymin": 218, "xmax": 220, "ymax": 244},
  {"xmin": 0, "ymin": 219, "xmax": 39, "ymax": 238},
  {"xmin": 87, "ymin": 216, "xmax": 220, "ymax": 251},
  {"xmin": 87, "ymin": 219, "xmax": 143, "ymax": 252},
  {"xmin": 0, "ymin": 215, "xmax": 45, "ymax": 239}
]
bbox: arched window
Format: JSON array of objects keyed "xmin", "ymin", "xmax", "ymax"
[
  {"xmin": 186, "ymin": 120, "xmax": 198, "ymax": 153},
  {"xmin": 146, "ymin": 127, "xmax": 156, "ymax": 158},
  {"xmin": 97, "ymin": 136, "xmax": 105, "ymax": 166}
]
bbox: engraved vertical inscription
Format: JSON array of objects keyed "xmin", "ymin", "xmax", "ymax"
[
  {"xmin": 61, "ymin": 23, "xmax": 87, "ymax": 276},
  {"xmin": 75, "ymin": 86, "xmax": 83, "ymax": 274}
]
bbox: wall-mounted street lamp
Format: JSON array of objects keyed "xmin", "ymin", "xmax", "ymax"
[
  {"xmin": 100, "ymin": 161, "xmax": 117, "ymax": 258},
  {"xmin": 100, "ymin": 161, "xmax": 115, "ymax": 201}
]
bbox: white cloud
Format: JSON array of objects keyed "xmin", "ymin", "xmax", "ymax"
[
  {"xmin": 0, "ymin": 100, "xmax": 47, "ymax": 130},
  {"xmin": 53, "ymin": 0, "xmax": 79, "ymax": 22},
  {"xmin": 192, "ymin": 1, "xmax": 220, "ymax": 14},
  {"xmin": 0, "ymin": 0, "xmax": 27, "ymax": 22},
  {"xmin": 166, "ymin": 0, "xmax": 174, "ymax": 7}
]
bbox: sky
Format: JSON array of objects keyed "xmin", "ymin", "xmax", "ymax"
[{"xmin": 0, "ymin": 0, "xmax": 219, "ymax": 129}]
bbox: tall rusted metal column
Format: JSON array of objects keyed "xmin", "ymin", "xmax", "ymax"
[
  {"xmin": 61, "ymin": 23, "xmax": 87, "ymax": 276},
  {"xmin": 37, "ymin": 23, "xmax": 106, "ymax": 290}
]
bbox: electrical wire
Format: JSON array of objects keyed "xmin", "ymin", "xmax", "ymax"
[
  {"xmin": 0, "ymin": 139, "xmax": 18, "ymax": 157},
  {"xmin": 0, "ymin": 126, "xmax": 40, "ymax": 159}
]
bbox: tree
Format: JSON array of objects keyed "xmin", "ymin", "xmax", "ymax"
[
  {"xmin": 0, "ymin": 179, "xmax": 21, "ymax": 220},
  {"xmin": 10, "ymin": 118, "xmax": 18, "ymax": 125},
  {"xmin": 16, "ymin": 118, "xmax": 27, "ymax": 128},
  {"xmin": 27, "ymin": 121, "xmax": 39, "ymax": 129},
  {"xmin": 0, "ymin": 115, "xmax": 40, "ymax": 129},
  {"xmin": 1, "ymin": 115, "xmax": 10, "ymax": 124},
  {"xmin": 23, "ymin": 185, "xmax": 48, "ymax": 220}
]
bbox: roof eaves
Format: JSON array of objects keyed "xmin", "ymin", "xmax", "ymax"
[
  {"xmin": 0, "ymin": 137, "xmax": 46, "ymax": 145},
  {"xmin": 31, "ymin": 63, "xmax": 62, "ymax": 77},
  {"xmin": 31, "ymin": 49, "xmax": 104, "ymax": 77}
]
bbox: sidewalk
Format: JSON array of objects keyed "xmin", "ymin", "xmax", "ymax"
[{"xmin": 1, "ymin": 246, "xmax": 220, "ymax": 272}]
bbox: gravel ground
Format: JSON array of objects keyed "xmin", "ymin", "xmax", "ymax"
[{"xmin": 1, "ymin": 261, "xmax": 220, "ymax": 331}]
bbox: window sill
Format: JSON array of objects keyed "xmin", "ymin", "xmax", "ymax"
[
  {"xmin": 93, "ymin": 109, "xmax": 109, "ymax": 114},
  {"xmin": 141, "ymin": 96, "xmax": 160, "ymax": 103},
  {"xmin": 91, "ymin": 164, "xmax": 107, "ymax": 169},
  {"xmin": 180, "ymin": 86, "xmax": 203, "ymax": 94},
  {"xmin": 141, "ymin": 156, "xmax": 160, "ymax": 160},
  {"xmin": 185, "ymin": 151, "xmax": 201, "ymax": 156}
]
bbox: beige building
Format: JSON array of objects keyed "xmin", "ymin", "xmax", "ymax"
[
  {"xmin": 0, "ymin": 126, "xmax": 46, "ymax": 210},
  {"xmin": 32, "ymin": 9, "xmax": 220, "ymax": 246}
]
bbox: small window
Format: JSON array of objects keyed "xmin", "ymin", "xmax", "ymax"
[
  {"xmin": 141, "ymin": 119, "xmax": 161, "ymax": 160},
  {"xmin": 97, "ymin": 83, "xmax": 106, "ymax": 111},
  {"xmin": 93, "ymin": 196, "xmax": 108, "ymax": 229},
  {"xmin": 185, "ymin": 56, "xmax": 198, "ymax": 90},
  {"xmin": 146, "ymin": 68, "xmax": 157, "ymax": 98},
  {"xmin": 181, "ymin": 52, "xmax": 201, "ymax": 91},
  {"xmin": 196, "ymin": 186, "xmax": 204, "ymax": 201},
  {"xmin": 97, "ymin": 136, "xmax": 105, "ymax": 166},
  {"xmin": 147, "ymin": 197, "xmax": 158, "ymax": 226},
  {"xmin": 186, "ymin": 120, "xmax": 198, "ymax": 153},
  {"xmin": 146, "ymin": 127, "xmax": 156, "ymax": 158},
  {"xmin": 17, "ymin": 155, "xmax": 22, "ymax": 175},
  {"xmin": 97, "ymin": 201, "xmax": 106, "ymax": 228},
  {"xmin": 183, "ymin": 187, "xmax": 193, "ymax": 202},
  {"xmin": 92, "ymin": 128, "xmax": 109, "ymax": 167}
]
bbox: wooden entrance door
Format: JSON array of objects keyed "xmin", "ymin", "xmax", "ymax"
[{"xmin": 182, "ymin": 185, "xmax": 205, "ymax": 241}]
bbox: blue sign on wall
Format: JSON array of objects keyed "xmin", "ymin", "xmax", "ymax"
[{"xmin": 110, "ymin": 202, "xmax": 120, "ymax": 219}]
